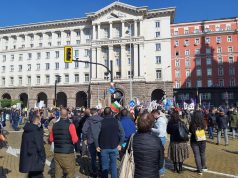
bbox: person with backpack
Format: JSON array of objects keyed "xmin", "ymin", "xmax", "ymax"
[
  {"xmin": 167, "ymin": 111, "xmax": 189, "ymax": 174},
  {"xmin": 189, "ymin": 109, "xmax": 207, "ymax": 175}
]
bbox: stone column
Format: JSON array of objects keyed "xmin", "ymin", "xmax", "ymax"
[
  {"xmin": 120, "ymin": 44, "xmax": 127, "ymax": 79},
  {"xmin": 97, "ymin": 47, "xmax": 103, "ymax": 79},
  {"xmin": 133, "ymin": 44, "xmax": 139, "ymax": 78},
  {"xmin": 134, "ymin": 20, "xmax": 138, "ymax": 37},
  {"xmin": 91, "ymin": 48, "xmax": 97, "ymax": 79},
  {"xmin": 139, "ymin": 43, "xmax": 144, "ymax": 78},
  {"xmin": 97, "ymin": 23, "xmax": 101, "ymax": 39},
  {"xmin": 108, "ymin": 45, "xmax": 114, "ymax": 80},
  {"xmin": 109, "ymin": 22, "xmax": 113, "ymax": 39},
  {"xmin": 121, "ymin": 21, "xmax": 125, "ymax": 38},
  {"xmin": 139, "ymin": 20, "xmax": 143, "ymax": 36},
  {"xmin": 92, "ymin": 24, "xmax": 96, "ymax": 40},
  {"xmin": 51, "ymin": 32, "xmax": 57, "ymax": 46}
]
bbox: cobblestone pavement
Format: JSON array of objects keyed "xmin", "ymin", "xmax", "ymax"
[{"xmin": 1, "ymin": 122, "xmax": 238, "ymax": 178}]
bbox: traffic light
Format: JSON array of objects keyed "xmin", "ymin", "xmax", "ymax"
[{"xmin": 64, "ymin": 46, "xmax": 73, "ymax": 63}]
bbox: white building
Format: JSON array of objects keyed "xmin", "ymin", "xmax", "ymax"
[{"xmin": 0, "ymin": 2, "xmax": 175, "ymax": 108}]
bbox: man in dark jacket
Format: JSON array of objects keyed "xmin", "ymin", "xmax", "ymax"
[
  {"xmin": 94, "ymin": 107, "xmax": 125, "ymax": 178},
  {"xmin": 50, "ymin": 108, "xmax": 78, "ymax": 178},
  {"xmin": 216, "ymin": 108, "xmax": 229, "ymax": 146},
  {"xmin": 82, "ymin": 108, "xmax": 104, "ymax": 177},
  {"xmin": 208, "ymin": 107, "xmax": 216, "ymax": 139},
  {"xmin": 229, "ymin": 106, "xmax": 238, "ymax": 139},
  {"xmin": 19, "ymin": 115, "xmax": 46, "ymax": 178}
]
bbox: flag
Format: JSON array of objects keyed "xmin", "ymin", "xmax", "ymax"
[{"xmin": 110, "ymin": 101, "xmax": 121, "ymax": 113}]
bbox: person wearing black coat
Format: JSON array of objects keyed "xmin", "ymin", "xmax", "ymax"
[
  {"xmin": 133, "ymin": 112, "xmax": 164, "ymax": 178},
  {"xmin": 19, "ymin": 116, "xmax": 46, "ymax": 178}
]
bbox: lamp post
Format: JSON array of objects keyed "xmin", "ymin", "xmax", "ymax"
[
  {"xmin": 111, "ymin": 12, "xmax": 133, "ymax": 101},
  {"xmin": 163, "ymin": 65, "xmax": 171, "ymax": 97}
]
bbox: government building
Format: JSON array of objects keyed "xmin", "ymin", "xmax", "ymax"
[{"xmin": 0, "ymin": 2, "xmax": 175, "ymax": 108}]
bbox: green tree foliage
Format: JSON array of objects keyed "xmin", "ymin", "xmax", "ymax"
[{"xmin": 0, "ymin": 99, "xmax": 22, "ymax": 108}]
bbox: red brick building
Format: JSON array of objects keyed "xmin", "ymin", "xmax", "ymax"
[{"xmin": 171, "ymin": 17, "xmax": 238, "ymax": 106}]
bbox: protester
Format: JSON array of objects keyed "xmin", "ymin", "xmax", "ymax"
[
  {"xmin": 207, "ymin": 107, "xmax": 216, "ymax": 139},
  {"xmin": 133, "ymin": 112, "xmax": 164, "ymax": 178},
  {"xmin": 50, "ymin": 108, "xmax": 78, "ymax": 178},
  {"xmin": 119, "ymin": 108, "xmax": 136, "ymax": 158},
  {"xmin": 216, "ymin": 107, "xmax": 229, "ymax": 146},
  {"xmin": 19, "ymin": 115, "xmax": 46, "ymax": 178},
  {"xmin": 82, "ymin": 108, "xmax": 104, "ymax": 177},
  {"xmin": 229, "ymin": 106, "xmax": 238, "ymax": 139},
  {"xmin": 167, "ymin": 111, "xmax": 189, "ymax": 173},
  {"xmin": 94, "ymin": 107, "xmax": 125, "ymax": 178},
  {"xmin": 151, "ymin": 109, "xmax": 168, "ymax": 175},
  {"xmin": 189, "ymin": 109, "xmax": 207, "ymax": 175}
]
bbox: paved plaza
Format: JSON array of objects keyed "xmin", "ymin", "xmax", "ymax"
[{"xmin": 0, "ymin": 122, "xmax": 238, "ymax": 178}]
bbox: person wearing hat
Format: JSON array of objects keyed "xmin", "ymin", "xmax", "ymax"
[{"xmin": 216, "ymin": 107, "xmax": 229, "ymax": 146}]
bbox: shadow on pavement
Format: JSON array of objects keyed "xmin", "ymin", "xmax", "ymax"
[
  {"xmin": 222, "ymin": 149, "xmax": 238, "ymax": 154},
  {"xmin": 0, "ymin": 167, "xmax": 11, "ymax": 178}
]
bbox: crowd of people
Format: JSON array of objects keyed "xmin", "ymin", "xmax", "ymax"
[{"xmin": 0, "ymin": 102, "xmax": 238, "ymax": 178}]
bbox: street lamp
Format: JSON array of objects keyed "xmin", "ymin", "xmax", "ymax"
[
  {"xmin": 111, "ymin": 12, "xmax": 133, "ymax": 101},
  {"xmin": 163, "ymin": 65, "xmax": 171, "ymax": 97}
]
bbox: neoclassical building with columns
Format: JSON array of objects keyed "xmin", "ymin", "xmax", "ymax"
[{"xmin": 0, "ymin": 2, "xmax": 175, "ymax": 108}]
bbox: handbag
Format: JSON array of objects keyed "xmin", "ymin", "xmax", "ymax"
[
  {"xmin": 119, "ymin": 134, "xmax": 135, "ymax": 178},
  {"xmin": 195, "ymin": 129, "xmax": 206, "ymax": 141},
  {"xmin": 178, "ymin": 121, "xmax": 189, "ymax": 141}
]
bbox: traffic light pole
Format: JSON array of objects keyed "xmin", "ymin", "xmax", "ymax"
[
  {"xmin": 54, "ymin": 80, "xmax": 57, "ymax": 106},
  {"xmin": 73, "ymin": 59, "xmax": 113, "ymax": 82}
]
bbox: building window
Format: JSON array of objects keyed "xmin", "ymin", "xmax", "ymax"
[
  {"xmin": 174, "ymin": 31, "xmax": 178, "ymax": 36},
  {"xmin": 185, "ymin": 50, "xmax": 190, "ymax": 56},
  {"xmin": 65, "ymin": 74, "xmax": 69, "ymax": 83},
  {"xmin": 104, "ymin": 72, "xmax": 109, "ymax": 80},
  {"xmin": 208, "ymin": 80, "xmax": 213, "ymax": 87},
  {"xmin": 2, "ymin": 77, "xmax": 5, "ymax": 86},
  {"xmin": 27, "ymin": 76, "xmax": 31, "ymax": 85},
  {"xmin": 175, "ymin": 70, "xmax": 180, "ymax": 78},
  {"xmin": 84, "ymin": 49, "xmax": 90, "ymax": 57},
  {"xmin": 185, "ymin": 58, "xmax": 190, "ymax": 67},
  {"xmin": 174, "ymin": 40, "xmax": 179, "ymax": 46},
  {"xmin": 1, "ymin": 66, "xmax": 5, "ymax": 73},
  {"xmin": 226, "ymin": 24, "xmax": 231, "ymax": 30},
  {"xmin": 10, "ymin": 77, "xmax": 14, "ymax": 85},
  {"xmin": 116, "ymin": 58, "xmax": 120, "ymax": 66},
  {"xmin": 36, "ymin": 76, "xmax": 40, "ymax": 85},
  {"xmin": 18, "ymin": 77, "xmax": 22, "ymax": 86},
  {"xmin": 206, "ymin": 57, "xmax": 211, "ymax": 65},
  {"xmin": 230, "ymin": 79, "xmax": 236, "ymax": 87},
  {"xmin": 30, "ymin": 44, "xmax": 34, "ymax": 48},
  {"xmin": 175, "ymin": 59, "xmax": 180, "ymax": 67},
  {"xmin": 207, "ymin": 68, "xmax": 212, "ymax": 76},
  {"xmin": 186, "ymin": 81, "xmax": 191, "ymax": 88},
  {"xmin": 65, "ymin": 63, "xmax": 69, "ymax": 69},
  {"xmin": 196, "ymin": 69, "xmax": 202, "ymax": 77},
  {"xmin": 76, "ymin": 31, "xmax": 80, "ymax": 36},
  {"xmin": 39, "ymin": 43, "xmax": 43, "ymax": 47},
  {"xmin": 37, "ymin": 53, "xmax": 41, "ymax": 59},
  {"xmin": 155, "ymin": 21, "xmax": 160, "ymax": 28},
  {"xmin": 228, "ymin": 56, "xmax": 234, "ymax": 64},
  {"xmin": 85, "ymin": 74, "xmax": 89, "ymax": 82},
  {"xmin": 55, "ymin": 51, "xmax": 59, "ymax": 58},
  {"xmin": 229, "ymin": 67, "xmax": 235, "ymax": 76},
  {"xmin": 2, "ymin": 55, "xmax": 6, "ymax": 62},
  {"xmin": 227, "ymin": 36, "xmax": 232, "ymax": 42},
  {"xmin": 18, "ymin": 65, "xmax": 22, "ymax": 72},
  {"xmin": 156, "ymin": 43, "xmax": 161, "ymax": 51},
  {"xmin": 66, "ymin": 31, "xmax": 71, "ymax": 37},
  {"xmin": 218, "ymin": 79, "xmax": 224, "ymax": 87},
  {"xmin": 36, "ymin": 64, "xmax": 40, "ymax": 71},
  {"xmin": 55, "ymin": 62, "xmax": 59, "ymax": 70},
  {"xmin": 184, "ymin": 40, "xmax": 189, "ymax": 46},
  {"xmin": 57, "ymin": 41, "xmax": 61, "ymax": 46},
  {"xmin": 46, "ymin": 52, "xmax": 50, "ymax": 59},
  {"xmin": 184, "ymin": 29, "xmax": 189, "ymax": 34},
  {"xmin": 154, "ymin": 69, "xmax": 161, "ymax": 79},
  {"xmin": 85, "ymin": 62, "xmax": 89, "ymax": 68},
  {"xmin": 196, "ymin": 80, "xmax": 202, "ymax": 87},
  {"xmin": 195, "ymin": 38, "xmax": 200, "ymax": 45},
  {"xmin": 10, "ymin": 65, "xmax": 14, "ymax": 72},
  {"xmin": 57, "ymin": 33, "xmax": 61, "ymax": 38},
  {"xmin": 28, "ymin": 53, "xmax": 32, "ymax": 60},
  {"xmin": 218, "ymin": 56, "xmax": 223, "ymax": 64},
  {"xmin": 66, "ymin": 41, "xmax": 71, "ymax": 45},
  {"xmin": 27, "ymin": 64, "xmax": 31, "ymax": 71},
  {"xmin": 76, "ymin": 40, "xmax": 80, "ymax": 45},
  {"xmin": 195, "ymin": 49, "xmax": 200, "ymax": 55},
  {"xmin": 205, "ymin": 37, "xmax": 210, "ymax": 44},
  {"xmin": 206, "ymin": 48, "xmax": 211, "ymax": 54},
  {"xmin": 75, "ymin": 74, "xmax": 79, "ymax": 83},
  {"xmin": 156, "ymin": 56, "xmax": 161, "ymax": 64},
  {"xmin": 128, "ymin": 58, "xmax": 131, "ymax": 65},
  {"xmin": 201, "ymin": 93, "xmax": 211, "ymax": 100},
  {"xmin": 103, "ymin": 28, "xmax": 109, "ymax": 38},
  {"xmin": 46, "ymin": 63, "xmax": 50, "ymax": 70},
  {"xmin": 11, "ymin": 55, "xmax": 14, "ymax": 61},
  {"xmin": 46, "ymin": 75, "xmax": 50, "ymax": 84},
  {"xmin": 217, "ymin": 47, "xmax": 222, "ymax": 53},
  {"xmin": 175, "ymin": 51, "xmax": 179, "ymax": 56},
  {"xmin": 185, "ymin": 70, "xmax": 191, "ymax": 77},
  {"xmin": 216, "ymin": 36, "xmax": 221, "ymax": 43},
  {"xmin": 196, "ymin": 58, "xmax": 201, "ymax": 66},
  {"xmin": 74, "ymin": 50, "xmax": 79, "ymax": 58},
  {"xmin": 155, "ymin": 32, "xmax": 160, "ymax": 38},
  {"xmin": 75, "ymin": 62, "xmax": 79, "ymax": 68},
  {"xmin": 228, "ymin": 47, "xmax": 233, "ymax": 53},
  {"xmin": 175, "ymin": 81, "xmax": 180, "ymax": 88},
  {"xmin": 218, "ymin": 67, "xmax": 224, "ymax": 76}
]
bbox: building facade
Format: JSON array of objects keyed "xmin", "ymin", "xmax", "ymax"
[
  {"xmin": 0, "ymin": 2, "xmax": 175, "ymax": 108},
  {"xmin": 171, "ymin": 17, "xmax": 238, "ymax": 106}
]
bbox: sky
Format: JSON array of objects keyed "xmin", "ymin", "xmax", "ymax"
[{"xmin": 0, "ymin": 0, "xmax": 238, "ymax": 27}]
